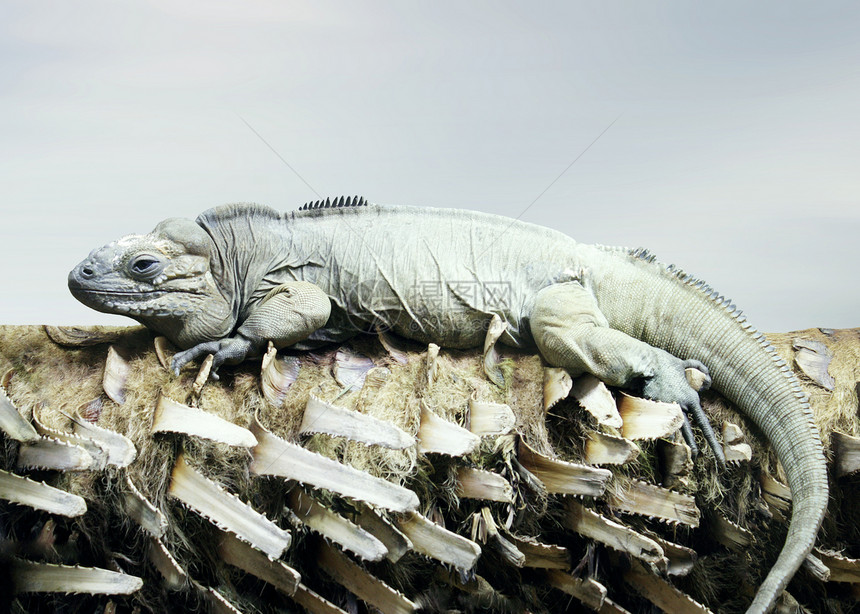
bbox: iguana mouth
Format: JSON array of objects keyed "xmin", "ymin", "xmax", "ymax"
[
  {"xmin": 68, "ymin": 287, "xmax": 208, "ymax": 318},
  {"xmin": 71, "ymin": 289, "xmax": 206, "ymax": 298}
]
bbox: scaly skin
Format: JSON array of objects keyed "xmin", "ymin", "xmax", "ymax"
[{"xmin": 69, "ymin": 198, "xmax": 828, "ymax": 613}]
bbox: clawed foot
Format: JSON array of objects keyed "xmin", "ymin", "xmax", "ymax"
[
  {"xmin": 680, "ymin": 397, "xmax": 725, "ymax": 468},
  {"xmin": 171, "ymin": 335, "xmax": 255, "ymax": 381},
  {"xmin": 643, "ymin": 354, "xmax": 725, "ymax": 468}
]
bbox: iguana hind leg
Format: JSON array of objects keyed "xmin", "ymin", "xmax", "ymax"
[
  {"xmin": 171, "ymin": 281, "xmax": 331, "ymax": 379},
  {"xmin": 529, "ymin": 281, "xmax": 725, "ymax": 465}
]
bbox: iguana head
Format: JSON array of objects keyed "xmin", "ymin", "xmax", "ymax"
[{"xmin": 69, "ymin": 218, "xmax": 235, "ymax": 347}]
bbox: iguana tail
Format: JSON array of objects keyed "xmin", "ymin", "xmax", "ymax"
[{"xmin": 602, "ymin": 249, "xmax": 829, "ymax": 614}]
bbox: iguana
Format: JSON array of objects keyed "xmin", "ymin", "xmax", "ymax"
[{"xmin": 68, "ymin": 197, "xmax": 828, "ymax": 614}]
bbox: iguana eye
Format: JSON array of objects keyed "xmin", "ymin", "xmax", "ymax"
[{"xmin": 129, "ymin": 255, "xmax": 163, "ymax": 278}]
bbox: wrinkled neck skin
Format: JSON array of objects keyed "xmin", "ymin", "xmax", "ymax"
[
  {"xmin": 195, "ymin": 206, "xmax": 320, "ymax": 326},
  {"xmin": 136, "ymin": 270, "xmax": 235, "ymax": 349}
]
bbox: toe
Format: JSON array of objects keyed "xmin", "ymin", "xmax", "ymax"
[
  {"xmin": 686, "ymin": 399, "xmax": 725, "ymax": 468},
  {"xmin": 680, "ymin": 415, "xmax": 699, "ymax": 458}
]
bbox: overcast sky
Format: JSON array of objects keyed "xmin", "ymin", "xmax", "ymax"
[{"xmin": 1, "ymin": 1, "xmax": 857, "ymax": 332}]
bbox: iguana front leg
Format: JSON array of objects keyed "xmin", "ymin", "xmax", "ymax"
[
  {"xmin": 529, "ymin": 281, "xmax": 725, "ymax": 466},
  {"xmin": 171, "ymin": 281, "xmax": 331, "ymax": 379}
]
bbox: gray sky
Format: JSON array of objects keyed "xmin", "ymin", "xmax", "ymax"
[{"xmin": 1, "ymin": 1, "xmax": 858, "ymax": 332}]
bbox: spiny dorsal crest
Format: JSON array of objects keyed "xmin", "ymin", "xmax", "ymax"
[
  {"xmin": 628, "ymin": 247, "xmax": 814, "ymax": 417},
  {"xmin": 298, "ymin": 195, "xmax": 368, "ymax": 211},
  {"xmin": 629, "ymin": 246, "xmax": 745, "ymax": 321},
  {"xmin": 629, "ymin": 247, "xmax": 657, "ymax": 263}
]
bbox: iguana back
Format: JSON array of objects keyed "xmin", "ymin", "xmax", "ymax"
[{"xmin": 195, "ymin": 201, "xmax": 587, "ymax": 349}]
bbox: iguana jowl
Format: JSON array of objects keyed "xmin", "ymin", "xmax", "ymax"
[{"xmin": 69, "ymin": 197, "xmax": 828, "ymax": 614}]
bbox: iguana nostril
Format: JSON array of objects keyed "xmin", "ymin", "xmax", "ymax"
[{"xmin": 81, "ymin": 266, "xmax": 94, "ymax": 278}]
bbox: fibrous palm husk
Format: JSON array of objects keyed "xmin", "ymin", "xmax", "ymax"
[
  {"xmin": 148, "ymin": 536, "xmax": 188, "ymax": 590},
  {"xmin": 317, "ymin": 540, "xmax": 417, "ymax": 614},
  {"xmin": 832, "ymin": 431, "xmax": 860, "ymax": 477},
  {"xmin": 287, "ymin": 488, "xmax": 387, "ymax": 561},
  {"xmin": 0, "ymin": 325, "xmax": 857, "ymax": 614}
]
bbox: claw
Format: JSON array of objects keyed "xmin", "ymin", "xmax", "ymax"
[
  {"xmin": 209, "ymin": 347, "xmax": 235, "ymax": 382},
  {"xmin": 208, "ymin": 353, "xmax": 224, "ymax": 380},
  {"xmin": 171, "ymin": 352, "xmax": 192, "ymax": 375},
  {"xmin": 171, "ymin": 353, "xmax": 188, "ymax": 374},
  {"xmin": 171, "ymin": 356, "xmax": 184, "ymax": 376},
  {"xmin": 685, "ymin": 399, "xmax": 725, "ymax": 469},
  {"xmin": 171, "ymin": 342, "xmax": 219, "ymax": 376},
  {"xmin": 679, "ymin": 415, "xmax": 699, "ymax": 458},
  {"xmin": 210, "ymin": 358, "xmax": 224, "ymax": 380}
]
